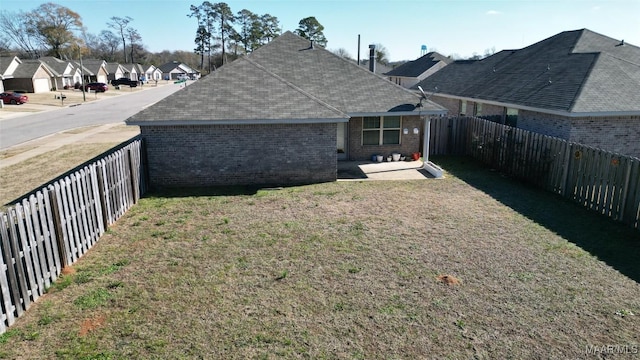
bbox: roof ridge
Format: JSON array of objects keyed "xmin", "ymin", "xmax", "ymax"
[{"xmin": 241, "ymin": 55, "xmax": 348, "ymax": 117}]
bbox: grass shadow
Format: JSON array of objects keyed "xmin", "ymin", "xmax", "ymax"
[{"xmin": 434, "ymin": 155, "xmax": 640, "ymax": 283}]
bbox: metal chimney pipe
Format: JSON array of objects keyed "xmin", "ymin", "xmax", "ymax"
[{"xmin": 368, "ymin": 44, "xmax": 376, "ymax": 73}]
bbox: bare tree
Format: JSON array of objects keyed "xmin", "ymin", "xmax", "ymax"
[
  {"xmin": 126, "ymin": 27, "xmax": 142, "ymax": 63},
  {"xmin": 27, "ymin": 3, "xmax": 83, "ymax": 58},
  {"xmin": 108, "ymin": 16, "xmax": 133, "ymax": 62},
  {"xmin": 99, "ymin": 30, "xmax": 120, "ymax": 61},
  {"xmin": 0, "ymin": 10, "xmax": 41, "ymax": 58},
  {"xmin": 373, "ymin": 43, "xmax": 389, "ymax": 65},
  {"xmin": 332, "ymin": 48, "xmax": 353, "ymax": 60}
]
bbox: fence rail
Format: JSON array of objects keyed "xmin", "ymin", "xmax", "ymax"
[
  {"xmin": 0, "ymin": 137, "xmax": 146, "ymax": 333},
  {"xmin": 429, "ymin": 117, "xmax": 640, "ymax": 229}
]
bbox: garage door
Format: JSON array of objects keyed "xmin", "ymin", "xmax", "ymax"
[
  {"xmin": 33, "ymin": 78, "xmax": 51, "ymax": 93},
  {"xmin": 98, "ymin": 75, "xmax": 107, "ymax": 83}
]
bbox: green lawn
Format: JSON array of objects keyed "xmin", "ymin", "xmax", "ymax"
[{"xmin": 2, "ymin": 157, "xmax": 639, "ymax": 359}]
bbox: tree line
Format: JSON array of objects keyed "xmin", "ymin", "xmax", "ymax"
[
  {"xmin": 187, "ymin": 1, "xmax": 327, "ymax": 72},
  {"xmin": 0, "ymin": 1, "xmax": 329, "ymax": 74}
]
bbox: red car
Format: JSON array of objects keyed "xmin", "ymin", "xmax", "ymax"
[
  {"xmin": 0, "ymin": 92, "xmax": 28, "ymax": 105},
  {"xmin": 84, "ymin": 82, "xmax": 108, "ymax": 92}
]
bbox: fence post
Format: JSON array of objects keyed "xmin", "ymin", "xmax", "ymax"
[
  {"xmin": 48, "ymin": 184, "xmax": 69, "ymax": 268},
  {"xmin": 559, "ymin": 142, "xmax": 572, "ymax": 197}
]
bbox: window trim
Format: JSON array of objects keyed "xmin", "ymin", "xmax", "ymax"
[{"xmin": 362, "ymin": 116, "xmax": 402, "ymax": 146}]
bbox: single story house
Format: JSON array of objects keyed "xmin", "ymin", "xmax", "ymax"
[
  {"xmin": 415, "ymin": 29, "xmax": 640, "ymax": 158},
  {"xmin": 0, "ymin": 56, "xmax": 22, "ymax": 92},
  {"xmin": 127, "ymin": 31, "xmax": 446, "ymax": 188},
  {"xmin": 121, "ymin": 63, "xmax": 144, "ymax": 81},
  {"xmin": 2, "ymin": 60, "xmax": 53, "ymax": 93},
  {"xmin": 385, "ymin": 51, "xmax": 452, "ymax": 89},
  {"xmin": 36, "ymin": 57, "xmax": 78, "ymax": 90},
  {"xmin": 144, "ymin": 64, "xmax": 163, "ymax": 82},
  {"xmin": 75, "ymin": 59, "xmax": 109, "ymax": 84},
  {"xmin": 158, "ymin": 61, "xmax": 199, "ymax": 80},
  {"xmin": 106, "ymin": 63, "xmax": 126, "ymax": 82}
]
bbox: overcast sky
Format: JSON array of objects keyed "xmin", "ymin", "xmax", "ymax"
[{"xmin": 13, "ymin": 0, "xmax": 640, "ymax": 61}]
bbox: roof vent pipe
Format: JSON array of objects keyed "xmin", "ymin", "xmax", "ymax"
[
  {"xmin": 310, "ymin": 40, "xmax": 314, "ymax": 49},
  {"xmin": 369, "ymin": 44, "xmax": 376, "ymax": 73}
]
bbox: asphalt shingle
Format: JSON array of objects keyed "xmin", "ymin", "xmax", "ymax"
[
  {"xmin": 384, "ymin": 52, "xmax": 452, "ymax": 78},
  {"xmin": 128, "ymin": 31, "xmax": 446, "ymax": 124},
  {"xmin": 127, "ymin": 55, "xmax": 349, "ymax": 124},
  {"xmin": 415, "ymin": 29, "xmax": 640, "ymax": 114}
]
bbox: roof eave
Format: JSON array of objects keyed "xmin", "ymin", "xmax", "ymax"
[
  {"xmin": 433, "ymin": 93, "xmax": 640, "ymax": 118},
  {"xmin": 348, "ymin": 109, "xmax": 448, "ymax": 117},
  {"xmin": 126, "ymin": 117, "xmax": 350, "ymax": 126}
]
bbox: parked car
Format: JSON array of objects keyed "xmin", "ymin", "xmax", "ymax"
[
  {"xmin": 111, "ymin": 78, "xmax": 138, "ymax": 87},
  {"xmin": 84, "ymin": 82, "xmax": 108, "ymax": 92},
  {"xmin": 0, "ymin": 92, "xmax": 28, "ymax": 105}
]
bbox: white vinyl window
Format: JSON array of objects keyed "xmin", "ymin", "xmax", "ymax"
[{"xmin": 362, "ymin": 116, "xmax": 402, "ymax": 145}]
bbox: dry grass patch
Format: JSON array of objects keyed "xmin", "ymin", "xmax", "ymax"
[
  {"xmin": 1, "ymin": 157, "xmax": 639, "ymax": 359},
  {"xmin": 0, "ymin": 143, "xmax": 120, "ymax": 206}
]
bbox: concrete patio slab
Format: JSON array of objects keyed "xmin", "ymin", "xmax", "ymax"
[{"xmin": 337, "ymin": 160, "xmax": 435, "ymax": 181}]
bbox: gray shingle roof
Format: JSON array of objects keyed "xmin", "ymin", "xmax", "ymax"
[
  {"xmin": 37, "ymin": 57, "xmax": 72, "ymax": 76},
  {"xmin": 0, "ymin": 56, "xmax": 19, "ymax": 76},
  {"xmin": 157, "ymin": 61, "xmax": 182, "ymax": 73},
  {"xmin": 77, "ymin": 60, "xmax": 106, "ymax": 75},
  {"xmin": 248, "ymin": 32, "xmax": 444, "ymax": 114},
  {"xmin": 127, "ymin": 56, "xmax": 349, "ymax": 124},
  {"xmin": 415, "ymin": 29, "xmax": 640, "ymax": 114},
  {"xmin": 127, "ymin": 31, "xmax": 446, "ymax": 125},
  {"xmin": 385, "ymin": 52, "xmax": 452, "ymax": 78},
  {"xmin": 11, "ymin": 61, "xmax": 48, "ymax": 78}
]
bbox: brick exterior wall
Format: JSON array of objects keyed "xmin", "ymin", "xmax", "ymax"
[
  {"xmin": 519, "ymin": 110, "xmax": 640, "ymax": 158},
  {"xmin": 432, "ymin": 96, "xmax": 460, "ymax": 115},
  {"xmin": 569, "ymin": 116, "xmax": 640, "ymax": 158},
  {"xmin": 518, "ymin": 110, "xmax": 572, "ymax": 140},
  {"xmin": 347, "ymin": 115, "xmax": 423, "ymax": 161},
  {"xmin": 140, "ymin": 123, "xmax": 338, "ymax": 188},
  {"xmin": 432, "ymin": 96, "xmax": 640, "ymax": 158}
]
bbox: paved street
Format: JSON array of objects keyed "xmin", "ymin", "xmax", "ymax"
[{"xmin": 0, "ymin": 82, "xmax": 185, "ymax": 150}]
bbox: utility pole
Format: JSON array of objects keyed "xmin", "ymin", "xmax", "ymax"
[{"xmin": 79, "ymin": 44, "xmax": 86, "ymax": 101}]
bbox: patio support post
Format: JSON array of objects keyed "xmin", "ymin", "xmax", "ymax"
[{"xmin": 422, "ymin": 116, "xmax": 430, "ymax": 164}]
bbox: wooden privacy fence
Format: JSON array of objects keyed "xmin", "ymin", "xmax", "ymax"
[
  {"xmin": 0, "ymin": 137, "xmax": 146, "ymax": 334},
  {"xmin": 428, "ymin": 117, "xmax": 640, "ymax": 230}
]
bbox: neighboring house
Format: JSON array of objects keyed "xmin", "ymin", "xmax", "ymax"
[
  {"xmin": 158, "ymin": 61, "xmax": 199, "ymax": 80},
  {"xmin": 36, "ymin": 57, "xmax": 77, "ymax": 90},
  {"xmin": 358, "ymin": 59, "xmax": 393, "ymax": 75},
  {"xmin": 2, "ymin": 60, "xmax": 54, "ymax": 93},
  {"xmin": 127, "ymin": 31, "xmax": 446, "ymax": 188},
  {"xmin": 75, "ymin": 59, "xmax": 109, "ymax": 84},
  {"xmin": 144, "ymin": 64, "xmax": 163, "ymax": 82},
  {"xmin": 106, "ymin": 63, "xmax": 126, "ymax": 82},
  {"xmin": 416, "ymin": 29, "xmax": 640, "ymax": 158},
  {"xmin": 385, "ymin": 51, "xmax": 452, "ymax": 88},
  {"xmin": 0, "ymin": 56, "xmax": 22, "ymax": 92},
  {"xmin": 121, "ymin": 63, "xmax": 144, "ymax": 81}
]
